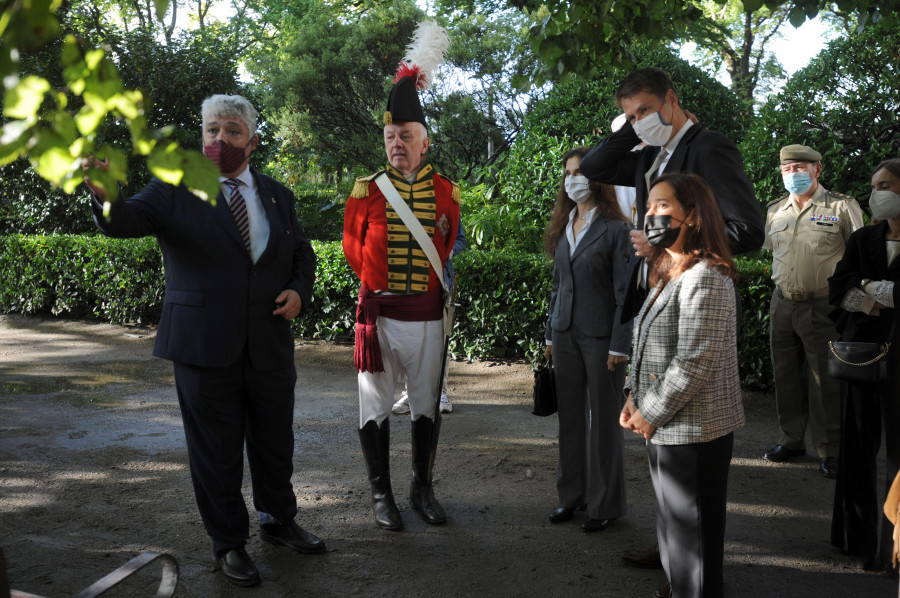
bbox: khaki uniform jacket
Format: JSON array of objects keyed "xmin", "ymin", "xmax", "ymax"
[{"xmin": 764, "ymin": 184, "xmax": 863, "ymax": 294}]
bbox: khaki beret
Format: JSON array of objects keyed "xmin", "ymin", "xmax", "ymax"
[{"xmin": 780, "ymin": 144, "xmax": 822, "ymax": 164}]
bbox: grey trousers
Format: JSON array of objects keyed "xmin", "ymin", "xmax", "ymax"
[
  {"xmin": 552, "ymin": 328, "xmax": 627, "ymax": 520},
  {"xmin": 648, "ymin": 433, "xmax": 733, "ymax": 598}
]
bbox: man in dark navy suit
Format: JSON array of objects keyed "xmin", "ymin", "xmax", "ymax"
[{"xmin": 84, "ymin": 94, "xmax": 322, "ymax": 587}]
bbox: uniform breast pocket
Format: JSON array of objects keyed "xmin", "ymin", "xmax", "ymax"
[
  {"xmin": 811, "ymin": 220, "xmax": 842, "ymax": 252},
  {"xmin": 767, "ymin": 219, "xmax": 791, "ymax": 260}
]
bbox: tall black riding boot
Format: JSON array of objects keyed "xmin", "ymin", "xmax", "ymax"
[
  {"xmin": 410, "ymin": 416, "xmax": 447, "ymax": 524},
  {"xmin": 359, "ymin": 419, "xmax": 403, "ymax": 531}
]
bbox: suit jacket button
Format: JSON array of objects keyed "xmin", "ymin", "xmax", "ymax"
[{"xmin": 649, "ymin": 373, "xmax": 657, "ymax": 380}]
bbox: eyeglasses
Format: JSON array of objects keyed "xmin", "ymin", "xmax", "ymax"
[{"xmin": 779, "ymin": 162, "xmax": 813, "ymax": 174}]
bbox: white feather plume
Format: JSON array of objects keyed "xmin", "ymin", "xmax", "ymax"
[{"xmin": 401, "ymin": 21, "xmax": 450, "ymax": 90}]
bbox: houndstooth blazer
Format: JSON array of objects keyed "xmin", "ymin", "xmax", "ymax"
[{"xmin": 624, "ymin": 260, "xmax": 744, "ymax": 445}]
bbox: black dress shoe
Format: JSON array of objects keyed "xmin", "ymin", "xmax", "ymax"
[
  {"xmin": 655, "ymin": 581, "xmax": 671, "ymax": 598},
  {"xmin": 622, "ymin": 543, "xmax": 663, "ymax": 569},
  {"xmin": 548, "ymin": 506, "xmax": 576, "ymax": 523},
  {"xmin": 216, "ymin": 547, "xmax": 260, "ymax": 587},
  {"xmin": 763, "ymin": 444, "xmax": 807, "ymax": 462},
  {"xmin": 819, "ymin": 457, "xmax": 839, "ymax": 478},
  {"xmin": 260, "ymin": 520, "xmax": 326, "ymax": 554},
  {"xmin": 581, "ymin": 518, "xmax": 610, "ymax": 533}
]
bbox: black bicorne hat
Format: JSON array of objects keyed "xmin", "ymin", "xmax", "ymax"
[
  {"xmin": 384, "ymin": 74, "xmax": 426, "ymax": 128},
  {"xmin": 381, "ymin": 21, "xmax": 449, "ymax": 129}
]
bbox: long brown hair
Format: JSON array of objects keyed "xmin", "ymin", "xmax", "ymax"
[
  {"xmin": 647, "ymin": 172, "xmax": 738, "ymax": 287},
  {"xmin": 543, "ymin": 147, "xmax": 627, "ymax": 256}
]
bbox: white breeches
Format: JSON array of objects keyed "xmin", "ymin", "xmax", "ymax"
[{"xmin": 358, "ymin": 317, "xmax": 444, "ymax": 427}]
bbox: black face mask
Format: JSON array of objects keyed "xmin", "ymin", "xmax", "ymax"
[{"xmin": 644, "ymin": 214, "xmax": 691, "ymax": 249}]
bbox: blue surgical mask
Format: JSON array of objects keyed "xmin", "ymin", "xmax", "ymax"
[{"xmin": 783, "ymin": 171, "xmax": 813, "ymax": 195}]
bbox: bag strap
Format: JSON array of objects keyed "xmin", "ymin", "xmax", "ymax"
[
  {"xmin": 375, "ymin": 173, "xmax": 448, "ymax": 295},
  {"xmin": 829, "ymin": 311, "xmax": 900, "ymax": 366}
]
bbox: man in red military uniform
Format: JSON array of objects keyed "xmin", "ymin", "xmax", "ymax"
[{"xmin": 342, "ymin": 29, "xmax": 460, "ymax": 531}]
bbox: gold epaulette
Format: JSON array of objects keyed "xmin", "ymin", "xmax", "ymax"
[
  {"xmin": 829, "ymin": 191, "xmax": 855, "ymax": 202},
  {"xmin": 450, "ymin": 180, "xmax": 461, "ymax": 205},
  {"xmin": 766, "ymin": 195, "xmax": 788, "ymax": 209},
  {"xmin": 350, "ymin": 171, "xmax": 382, "ymax": 199}
]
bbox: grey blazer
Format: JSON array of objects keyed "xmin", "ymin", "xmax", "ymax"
[
  {"xmin": 625, "ymin": 261, "xmax": 744, "ymax": 445},
  {"xmin": 546, "ymin": 217, "xmax": 633, "ymax": 354}
]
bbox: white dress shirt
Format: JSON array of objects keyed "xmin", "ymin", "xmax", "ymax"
[{"xmin": 220, "ymin": 167, "xmax": 270, "ymax": 264}]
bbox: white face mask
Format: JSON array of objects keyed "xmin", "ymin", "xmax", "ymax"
[
  {"xmin": 565, "ymin": 174, "xmax": 592, "ymax": 203},
  {"xmin": 631, "ymin": 99, "xmax": 673, "ymax": 147},
  {"xmin": 869, "ymin": 189, "xmax": 900, "ymax": 220}
]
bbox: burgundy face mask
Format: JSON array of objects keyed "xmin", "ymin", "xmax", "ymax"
[{"xmin": 203, "ymin": 139, "xmax": 252, "ymax": 174}]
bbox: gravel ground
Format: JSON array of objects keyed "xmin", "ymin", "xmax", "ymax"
[{"xmin": 0, "ymin": 313, "xmax": 897, "ymax": 597}]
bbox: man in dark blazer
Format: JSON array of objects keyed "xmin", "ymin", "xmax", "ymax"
[
  {"xmin": 581, "ymin": 67, "xmax": 764, "ymax": 259},
  {"xmin": 83, "ymin": 94, "xmax": 322, "ymax": 587}
]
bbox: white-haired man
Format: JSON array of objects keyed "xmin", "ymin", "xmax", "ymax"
[
  {"xmin": 84, "ymin": 94, "xmax": 323, "ymax": 587},
  {"xmin": 343, "ymin": 71, "xmax": 460, "ymax": 531}
]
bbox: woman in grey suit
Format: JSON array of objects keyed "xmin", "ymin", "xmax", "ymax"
[
  {"xmin": 543, "ymin": 147, "xmax": 634, "ymax": 532},
  {"xmin": 620, "ymin": 172, "xmax": 744, "ymax": 598}
]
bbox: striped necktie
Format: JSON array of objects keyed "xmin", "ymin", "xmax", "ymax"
[{"xmin": 223, "ymin": 179, "xmax": 251, "ymax": 252}]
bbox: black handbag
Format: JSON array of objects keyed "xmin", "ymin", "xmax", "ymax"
[
  {"xmin": 827, "ymin": 340, "xmax": 890, "ymax": 382},
  {"xmin": 531, "ymin": 364, "xmax": 558, "ymax": 416},
  {"xmin": 827, "ymin": 311, "xmax": 898, "ymax": 383}
]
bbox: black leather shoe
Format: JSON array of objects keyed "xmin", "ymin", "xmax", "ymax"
[
  {"xmin": 260, "ymin": 520, "xmax": 326, "ymax": 554},
  {"xmin": 216, "ymin": 547, "xmax": 260, "ymax": 587},
  {"xmin": 548, "ymin": 507, "xmax": 575, "ymax": 523},
  {"xmin": 763, "ymin": 444, "xmax": 807, "ymax": 462},
  {"xmin": 655, "ymin": 581, "xmax": 671, "ymax": 598},
  {"xmin": 819, "ymin": 457, "xmax": 839, "ymax": 478},
  {"xmin": 622, "ymin": 543, "xmax": 663, "ymax": 569},
  {"xmin": 581, "ymin": 518, "xmax": 611, "ymax": 533}
]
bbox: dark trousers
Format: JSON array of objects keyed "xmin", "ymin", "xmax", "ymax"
[
  {"xmin": 831, "ymin": 375, "xmax": 900, "ymax": 567},
  {"xmin": 552, "ymin": 330, "xmax": 627, "ymax": 519},
  {"xmin": 174, "ymin": 349, "xmax": 298, "ymax": 555},
  {"xmin": 648, "ymin": 433, "xmax": 734, "ymax": 598}
]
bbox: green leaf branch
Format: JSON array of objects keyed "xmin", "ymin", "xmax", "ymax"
[{"xmin": 1, "ymin": 0, "xmax": 220, "ymax": 205}]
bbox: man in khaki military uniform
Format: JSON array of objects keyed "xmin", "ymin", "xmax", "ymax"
[{"xmin": 763, "ymin": 144, "xmax": 864, "ymax": 477}]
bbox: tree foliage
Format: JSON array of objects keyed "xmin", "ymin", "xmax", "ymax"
[
  {"xmin": 247, "ymin": 0, "xmax": 422, "ymax": 179},
  {"xmin": 248, "ymin": 0, "xmax": 539, "ymax": 183},
  {"xmin": 522, "ymin": 0, "xmax": 900, "ymax": 92},
  {"xmin": 0, "ymin": 6, "xmax": 246, "ymax": 234},
  {"xmin": 684, "ymin": 0, "xmax": 791, "ymax": 103},
  {"xmin": 740, "ymin": 22, "xmax": 900, "ymax": 207},
  {"xmin": 0, "ymin": 0, "xmax": 221, "ymax": 212}
]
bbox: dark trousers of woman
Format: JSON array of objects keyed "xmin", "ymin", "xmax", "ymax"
[
  {"xmin": 831, "ymin": 370, "xmax": 900, "ymax": 570},
  {"xmin": 648, "ymin": 433, "xmax": 734, "ymax": 598},
  {"xmin": 553, "ymin": 330, "xmax": 628, "ymax": 520}
]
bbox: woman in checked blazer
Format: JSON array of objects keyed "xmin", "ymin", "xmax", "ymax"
[
  {"xmin": 620, "ymin": 172, "xmax": 744, "ymax": 598},
  {"xmin": 543, "ymin": 147, "xmax": 634, "ymax": 532}
]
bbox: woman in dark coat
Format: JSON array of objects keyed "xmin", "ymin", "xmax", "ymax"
[
  {"xmin": 829, "ymin": 158, "xmax": 900, "ymax": 573},
  {"xmin": 543, "ymin": 146, "xmax": 633, "ymax": 532}
]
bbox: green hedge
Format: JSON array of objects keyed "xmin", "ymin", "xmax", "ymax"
[{"xmin": 0, "ymin": 235, "xmax": 775, "ymax": 389}]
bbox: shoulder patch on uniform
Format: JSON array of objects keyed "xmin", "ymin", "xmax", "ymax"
[
  {"xmin": 829, "ymin": 191, "xmax": 855, "ymax": 201},
  {"xmin": 766, "ymin": 195, "xmax": 788, "ymax": 209},
  {"xmin": 350, "ymin": 171, "xmax": 383, "ymax": 199}
]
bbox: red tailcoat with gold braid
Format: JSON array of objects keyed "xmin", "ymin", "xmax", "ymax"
[
  {"xmin": 343, "ymin": 159, "xmax": 460, "ymax": 295},
  {"xmin": 343, "ymin": 158, "xmax": 460, "ymax": 372}
]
